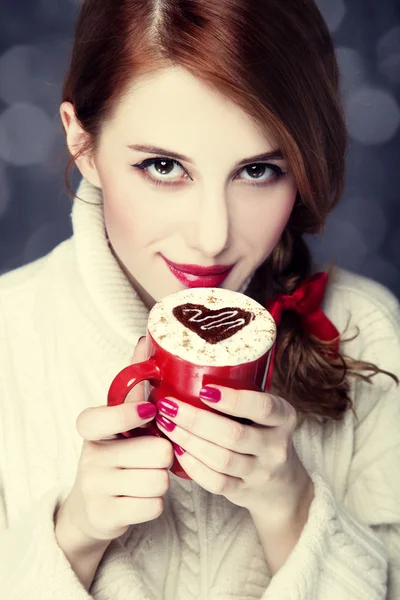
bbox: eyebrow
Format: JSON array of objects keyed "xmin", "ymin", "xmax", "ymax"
[{"xmin": 127, "ymin": 144, "xmax": 284, "ymax": 167}]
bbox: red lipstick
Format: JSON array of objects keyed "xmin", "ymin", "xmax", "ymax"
[{"xmin": 162, "ymin": 256, "xmax": 234, "ymax": 288}]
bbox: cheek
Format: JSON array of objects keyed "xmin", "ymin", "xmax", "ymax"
[
  {"xmin": 102, "ymin": 194, "xmax": 136, "ymax": 244},
  {"xmin": 100, "ymin": 175, "xmax": 159, "ymax": 246},
  {"xmin": 273, "ymin": 190, "xmax": 297, "ymax": 234},
  {"xmin": 239, "ymin": 185, "xmax": 297, "ymax": 250},
  {"xmin": 102, "ymin": 192, "xmax": 181, "ymax": 258}
]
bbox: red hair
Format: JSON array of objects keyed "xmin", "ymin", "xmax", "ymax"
[{"xmin": 62, "ymin": 0, "xmax": 398, "ymax": 423}]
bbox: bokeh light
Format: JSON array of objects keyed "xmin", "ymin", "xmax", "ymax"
[
  {"xmin": 0, "ymin": 39, "xmax": 72, "ymax": 111},
  {"xmin": 316, "ymin": 0, "xmax": 346, "ymax": 33},
  {"xmin": 335, "ymin": 195, "xmax": 388, "ymax": 252},
  {"xmin": 377, "ymin": 26, "xmax": 400, "ymax": 83},
  {"xmin": 0, "ymin": 45, "xmax": 43, "ymax": 106},
  {"xmin": 0, "ymin": 103, "xmax": 56, "ymax": 166},
  {"xmin": 23, "ymin": 221, "xmax": 65, "ymax": 263},
  {"xmin": 0, "ymin": 161, "xmax": 11, "ymax": 219},
  {"xmin": 377, "ymin": 26, "xmax": 400, "ymax": 61},
  {"xmin": 336, "ymin": 47, "xmax": 368, "ymax": 94},
  {"xmin": 345, "ymin": 86, "xmax": 400, "ymax": 145}
]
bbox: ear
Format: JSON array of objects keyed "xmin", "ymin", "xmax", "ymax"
[{"xmin": 60, "ymin": 101, "xmax": 102, "ymax": 188}]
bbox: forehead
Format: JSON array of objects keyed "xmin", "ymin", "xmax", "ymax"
[{"xmin": 102, "ymin": 66, "xmax": 276, "ymax": 154}]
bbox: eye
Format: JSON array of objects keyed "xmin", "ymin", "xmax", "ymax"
[
  {"xmin": 237, "ymin": 163, "xmax": 285, "ymax": 185},
  {"xmin": 131, "ymin": 157, "xmax": 286, "ymax": 187},
  {"xmin": 132, "ymin": 158, "xmax": 188, "ymax": 186}
]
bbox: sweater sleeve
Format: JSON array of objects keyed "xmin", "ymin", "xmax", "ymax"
[
  {"xmin": 261, "ymin": 471, "xmax": 390, "ymax": 600},
  {"xmin": 0, "ymin": 308, "xmax": 95, "ymax": 599},
  {"xmin": 260, "ymin": 282, "xmax": 400, "ymax": 600},
  {"xmin": 0, "ymin": 483, "xmax": 98, "ymax": 599}
]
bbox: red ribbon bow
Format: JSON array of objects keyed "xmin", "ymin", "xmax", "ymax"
[{"xmin": 264, "ymin": 272, "xmax": 340, "ymax": 390}]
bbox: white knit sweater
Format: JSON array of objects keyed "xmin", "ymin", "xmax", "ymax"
[{"xmin": 0, "ymin": 178, "xmax": 399, "ymax": 600}]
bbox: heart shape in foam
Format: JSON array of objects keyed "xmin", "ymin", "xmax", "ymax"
[{"xmin": 172, "ymin": 303, "xmax": 255, "ymax": 344}]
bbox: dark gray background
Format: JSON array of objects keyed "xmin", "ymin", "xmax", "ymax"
[{"xmin": 0, "ymin": 0, "xmax": 399, "ymax": 298}]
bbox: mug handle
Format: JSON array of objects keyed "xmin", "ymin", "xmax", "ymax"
[{"xmin": 107, "ymin": 358, "xmax": 161, "ymax": 438}]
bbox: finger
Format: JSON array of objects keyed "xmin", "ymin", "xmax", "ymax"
[
  {"xmin": 170, "ymin": 450, "xmax": 239, "ymax": 498},
  {"xmin": 156, "ymin": 416, "xmax": 255, "ymax": 477},
  {"xmin": 199, "ymin": 386, "xmax": 292, "ymax": 427},
  {"xmin": 113, "ymin": 496, "xmax": 165, "ymax": 524},
  {"xmin": 76, "ymin": 400, "xmax": 156, "ymax": 441},
  {"xmin": 106, "ymin": 467, "xmax": 171, "ymax": 498},
  {"xmin": 131, "ymin": 335, "xmax": 147, "ymax": 364},
  {"xmin": 125, "ymin": 336, "xmax": 148, "ymax": 405},
  {"xmin": 93, "ymin": 435, "xmax": 174, "ymax": 469},
  {"xmin": 156, "ymin": 398, "xmax": 260, "ymax": 454}
]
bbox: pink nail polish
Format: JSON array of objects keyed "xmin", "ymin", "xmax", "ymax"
[
  {"xmin": 157, "ymin": 398, "xmax": 178, "ymax": 417},
  {"xmin": 137, "ymin": 403, "xmax": 157, "ymax": 419},
  {"xmin": 156, "ymin": 414, "xmax": 176, "ymax": 432},
  {"xmin": 199, "ymin": 386, "xmax": 221, "ymax": 402},
  {"xmin": 173, "ymin": 442, "xmax": 185, "ymax": 456}
]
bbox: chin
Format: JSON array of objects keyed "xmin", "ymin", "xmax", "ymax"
[{"xmin": 223, "ymin": 273, "xmax": 247, "ymax": 293}]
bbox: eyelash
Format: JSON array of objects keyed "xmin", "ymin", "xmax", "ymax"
[{"xmin": 131, "ymin": 157, "xmax": 286, "ymax": 188}]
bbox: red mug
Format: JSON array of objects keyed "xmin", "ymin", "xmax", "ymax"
[{"xmin": 107, "ymin": 288, "xmax": 276, "ymax": 479}]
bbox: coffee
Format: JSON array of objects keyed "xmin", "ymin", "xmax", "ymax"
[
  {"xmin": 108, "ymin": 286, "xmax": 276, "ymax": 479},
  {"xmin": 148, "ymin": 287, "xmax": 276, "ymax": 366}
]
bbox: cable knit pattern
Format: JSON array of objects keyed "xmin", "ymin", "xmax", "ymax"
[
  {"xmin": 263, "ymin": 472, "xmax": 388, "ymax": 599},
  {"xmin": 0, "ymin": 178, "xmax": 399, "ymax": 599},
  {"xmin": 171, "ymin": 478, "xmax": 202, "ymax": 600}
]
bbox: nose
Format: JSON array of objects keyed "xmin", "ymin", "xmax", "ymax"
[{"xmin": 185, "ymin": 191, "xmax": 231, "ymax": 258}]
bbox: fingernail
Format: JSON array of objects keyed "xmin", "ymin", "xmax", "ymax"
[
  {"xmin": 156, "ymin": 414, "xmax": 176, "ymax": 432},
  {"xmin": 173, "ymin": 442, "xmax": 185, "ymax": 456},
  {"xmin": 199, "ymin": 386, "xmax": 221, "ymax": 402},
  {"xmin": 138, "ymin": 335, "xmax": 146, "ymax": 343},
  {"xmin": 137, "ymin": 403, "xmax": 156, "ymax": 419},
  {"xmin": 156, "ymin": 398, "xmax": 178, "ymax": 417}
]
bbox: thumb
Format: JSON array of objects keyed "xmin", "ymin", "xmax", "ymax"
[
  {"xmin": 131, "ymin": 335, "xmax": 148, "ymax": 365},
  {"xmin": 125, "ymin": 335, "xmax": 148, "ymax": 405}
]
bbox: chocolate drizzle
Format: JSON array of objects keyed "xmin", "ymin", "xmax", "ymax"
[{"xmin": 172, "ymin": 303, "xmax": 255, "ymax": 344}]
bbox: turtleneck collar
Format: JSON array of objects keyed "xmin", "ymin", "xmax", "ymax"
[
  {"xmin": 71, "ymin": 178, "xmax": 150, "ymax": 346},
  {"xmin": 71, "ymin": 178, "xmax": 253, "ymax": 345}
]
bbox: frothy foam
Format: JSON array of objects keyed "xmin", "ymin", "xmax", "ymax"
[{"xmin": 148, "ymin": 287, "xmax": 276, "ymax": 366}]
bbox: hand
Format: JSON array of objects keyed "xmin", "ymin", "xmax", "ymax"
[
  {"xmin": 155, "ymin": 386, "xmax": 311, "ymax": 517},
  {"xmin": 56, "ymin": 338, "xmax": 174, "ymax": 543}
]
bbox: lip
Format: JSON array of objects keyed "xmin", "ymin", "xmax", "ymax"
[{"xmin": 162, "ymin": 256, "xmax": 235, "ymax": 288}]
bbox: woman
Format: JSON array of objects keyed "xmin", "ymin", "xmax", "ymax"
[{"xmin": 0, "ymin": 0, "xmax": 399, "ymax": 598}]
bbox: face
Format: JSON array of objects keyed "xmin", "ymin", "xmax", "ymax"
[{"xmin": 90, "ymin": 67, "xmax": 297, "ymax": 308}]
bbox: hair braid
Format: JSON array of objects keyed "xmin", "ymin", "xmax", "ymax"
[{"xmin": 247, "ymin": 230, "xmax": 398, "ymax": 425}]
